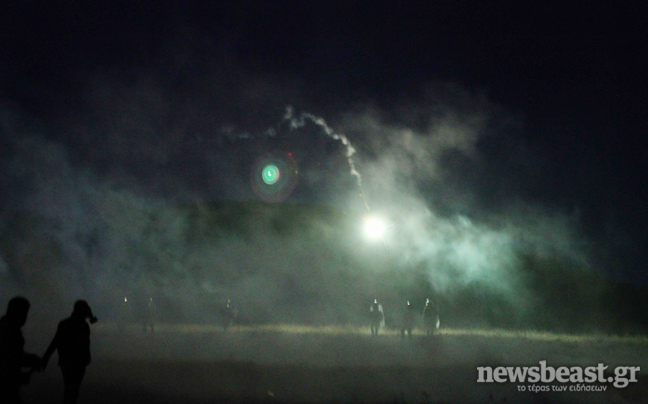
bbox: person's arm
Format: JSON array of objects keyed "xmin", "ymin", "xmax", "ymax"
[{"xmin": 40, "ymin": 326, "xmax": 60, "ymax": 370}]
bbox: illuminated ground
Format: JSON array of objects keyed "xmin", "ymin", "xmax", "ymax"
[{"xmin": 23, "ymin": 324, "xmax": 648, "ymax": 404}]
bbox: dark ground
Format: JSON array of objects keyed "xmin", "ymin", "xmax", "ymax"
[{"xmin": 19, "ymin": 324, "xmax": 648, "ymax": 404}]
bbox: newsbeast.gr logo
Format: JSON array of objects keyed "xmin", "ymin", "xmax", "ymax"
[{"xmin": 477, "ymin": 361, "xmax": 640, "ymax": 392}]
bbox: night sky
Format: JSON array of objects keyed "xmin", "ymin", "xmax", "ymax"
[{"xmin": 1, "ymin": 1, "xmax": 647, "ymax": 285}]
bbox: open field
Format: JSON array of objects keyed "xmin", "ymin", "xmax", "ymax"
[{"xmin": 22, "ymin": 324, "xmax": 648, "ymax": 404}]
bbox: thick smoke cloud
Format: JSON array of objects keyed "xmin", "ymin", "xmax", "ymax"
[
  {"xmin": 0, "ymin": 68, "xmax": 598, "ymax": 332},
  {"xmin": 331, "ymin": 89, "xmax": 592, "ymax": 313}
]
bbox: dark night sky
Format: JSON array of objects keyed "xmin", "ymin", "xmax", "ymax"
[{"xmin": 1, "ymin": 1, "xmax": 647, "ymax": 284}]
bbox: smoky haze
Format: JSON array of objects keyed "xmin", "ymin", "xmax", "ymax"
[
  {"xmin": 1, "ymin": 5, "xmax": 646, "ymax": 404},
  {"xmin": 0, "ymin": 70, "xmax": 605, "ymax": 342}
]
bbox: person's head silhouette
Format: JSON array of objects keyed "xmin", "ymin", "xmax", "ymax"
[
  {"xmin": 72, "ymin": 300, "xmax": 98, "ymax": 324},
  {"xmin": 5, "ymin": 296, "xmax": 30, "ymax": 328}
]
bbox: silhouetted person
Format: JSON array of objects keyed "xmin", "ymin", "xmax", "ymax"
[
  {"xmin": 422, "ymin": 298, "xmax": 440, "ymax": 337},
  {"xmin": 0, "ymin": 296, "xmax": 40, "ymax": 404},
  {"xmin": 117, "ymin": 295, "xmax": 130, "ymax": 332},
  {"xmin": 42, "ymin": 300, "xmax": 98, "ymax": 404},
  {"xmin": 369, "ymin": 299, "xmax": 384, "ymax": 336},
  {"xmin": 222, "ymin": 299, "xmax": 238, "ymax": 330},
  {"xmin": 400, "ymin": 301, "xmax": 416, "ymax": 340},
  {"xmin": 142, "ymin": 296, "xmax": 156, "ymax": 334}
]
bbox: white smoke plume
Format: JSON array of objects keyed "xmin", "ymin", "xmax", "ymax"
[{"xmin": 283, "ymin": 106, "xmax": 369, "ymax": 210}]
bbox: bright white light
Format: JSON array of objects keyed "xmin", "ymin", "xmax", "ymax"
[{"xmin": 364, "ymin": 217, "xmax": 386, "ymax": 240}]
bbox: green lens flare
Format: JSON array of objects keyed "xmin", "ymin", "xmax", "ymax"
[
  {"xmin": 262, "ymin": 165, "xmax": 280, "ymax": 185},
  {"xmin": 251, "ymin": 153, "xmax": 298, "ymax": 202}
]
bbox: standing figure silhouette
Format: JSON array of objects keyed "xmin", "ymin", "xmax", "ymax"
[
  {"xmin": 400, "ymin": 301, "xmax": 416, "ymax": 340},
  {"xmin": 0, "ymin": 297, "xmax": 41, "ymax": 404},
  {"xmin": 42, "ymin": 300, "xmax": 97, "ymax": 404},
  {"xmin": 369, "ymin": 299, "xmax": 385, "ymax": 336},
  {"xmin": 422, "ymin": 298, "xmax": 440, "ymax": 337}
]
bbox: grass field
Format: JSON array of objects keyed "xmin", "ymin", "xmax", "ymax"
[{"xmin": 21, "ymin": 323, "xmax": 648, "ymax": 404}]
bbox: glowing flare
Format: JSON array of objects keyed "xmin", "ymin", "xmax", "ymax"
[{"xmin": 364, "ymin": 217, "xmax": 386, "ymax": 239}]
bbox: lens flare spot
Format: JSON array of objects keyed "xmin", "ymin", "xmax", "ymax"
[
  {"xmin": 251, "ymin": 152, "xmax": 299, "ymax": 202},
  {"xmin": 262, "ymin": 165, "xmax": 280, "ymax": 185}
]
